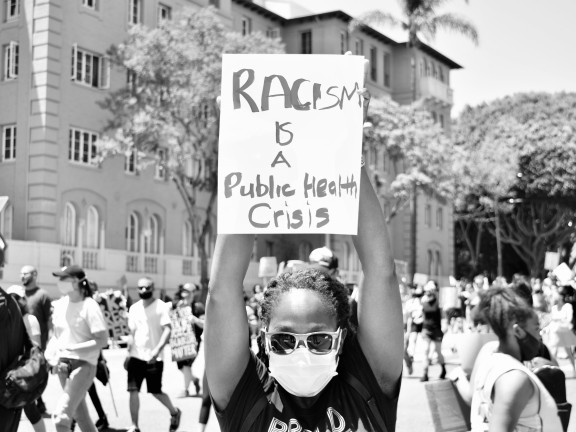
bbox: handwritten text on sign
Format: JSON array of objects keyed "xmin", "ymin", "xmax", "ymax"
[{"xmin": 218, "ymin": 54, "xmax": 365, "ymax": 234}]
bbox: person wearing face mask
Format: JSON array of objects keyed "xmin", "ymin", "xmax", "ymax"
[
  {"xmin": 125, "ymin": 277, "xmax": 181, "ymax": 432},
  {"xmin": 50, "ymin": 265, "xmax": 108, "ymax": 432},
  {"xmin": 470, "ymin": 288, "xmax": 563, "ymax": 432},
  {"xmin": 205, "ymin": 89, "xmax": 403, "ymax": 432}
]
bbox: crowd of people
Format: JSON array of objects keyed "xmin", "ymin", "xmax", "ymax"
[{"xmin": 0, "ymin": 88, "xmax": 571, "ymax": 432}]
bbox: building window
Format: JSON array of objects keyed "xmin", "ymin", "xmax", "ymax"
[
  {"xmin": 369, "ymin": 47, "xmax": 377, "ymax": 82},
  {"xmin": 125, "ymin": 149, "xmax": 137, "ymax": 174},
  {"xmin": 436, "ymin": 207, "xmax": 444, "ymax": 230},
  {"xmin": 424, "ymin": 204, "xmax": 431, "ymax": 227},
  {"xmin": 5, "ymin": 0, "xmax": 19, "ymax": 21},
  {"xmin": 266, "ymin": 27, "xmax": 280, "ymax": 39},
  {"xmin": 2, "ymin": 125, "xmax": 16, "ymax": 161},
  {"xmin": 145, "ymin": 215, "xmax": 161, "ymax": 254},
  {"xmin": 431, "ymin": 112, "xmax": 437, "ymax": 123},
  {"xmin": 129, "ymin": 0, "xmax": 141, "ymax": 24},
  {"xmin": 241, "ymin": 16, "xmax": 252, "ymax": 35},
  {"xmin": 424, "ymin": 59, "xmax": 430, "ymax": 76},
  {"xmin": 265, "ymin": 240, "xmax": 274, "ymax": 256},
  {"xmin": 86, "ymin": 206, "xmax": 99, "ymax": 248},
  {"xmin": 209, "ymin": 0, "xmax": 220, "ymax": 7},
  {"xmin": 383, "ymin": 52, "xmax": 391, "ymax": 87},
  {"xmin": 82, "ymin": 0, "xmax": 96, "ymax": 10},
  {"xmin": 427, "ymin": 249, "xmax": 433, "ymax": 276},
  {"xmin": 439, "ymin": 114, "xmax": 445, "ymax": 129},
  {"xmin": 0, "ymin": 203, "xmax": 13, "ymax": 239},
  {"xmin": 63, "ymin": 202, "xmax": 77, "ymax": 246},
  {"xmin": 301, "ymin": 30, "xmax": 312, "ymax": 54},
  {"xmin": 126, "ymin": 212, "xmax": 140, "ymax": 252},
  {"xmin": 158, "ymin": 3, "xmax": 171, "ymax": 24},
  {"xmin": 432, "ymin": 63, "xmax": 438, "ymax": 79},
  {"xmin": 298, "ymin": 241, "xmax": 312, "ymax": 262},
  {"xmin": 435, "ymin": 251, "xmax": 442, "ymax": 276},
  {"xmin": 71, "ymin": 45, "xmax": 109, "ymax": 89},
  {"xmin": 3, "ymin": 41, "xmax": 18, "ymax": 80},
  {"xmin": 439, "ymin": 67, "xmax": 445, "ymax": 83},
  {"xmin": 340, "ymin": 31, "xmax": 348, "ymax": 55},
  {"xmin": 155, "ymin": 148, "xmax": 167, "ymax": 180},
  {"xmin": 354, "ymin": 38, "xmax": 364, "ymax": 56},
  {"xmin": 69, "ymin": 128, "xmax": 98, "ymax": 165}
]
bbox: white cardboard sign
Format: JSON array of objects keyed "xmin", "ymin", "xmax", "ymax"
[{"xmin": 218, "ymin": 54, "xmax": 365, "ymax": 234}]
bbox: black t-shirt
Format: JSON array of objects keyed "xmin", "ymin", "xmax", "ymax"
[{"xmin": 215, "ymin": 335, "xmax": 400, "ymax": 432}]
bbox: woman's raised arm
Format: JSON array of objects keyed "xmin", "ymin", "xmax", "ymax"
[
  {"xmin": 352, "ymin": 165, "xmax": 404, "ymax": 396},
  {"xmin": 205, "ymin": 234, "xmax": 255, "ymax": 410}
]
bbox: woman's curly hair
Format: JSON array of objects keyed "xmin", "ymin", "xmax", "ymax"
[{"xmin": 256, "ymin": 269, "xmax": 351, "ymax": 366}]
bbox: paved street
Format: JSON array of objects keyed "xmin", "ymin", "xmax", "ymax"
[{"xmin": 17, "ymin": 334, "xmax": 576, "ymax": 432}]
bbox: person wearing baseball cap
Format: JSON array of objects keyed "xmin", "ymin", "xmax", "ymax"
[
  {"xmin": 308, "ymin": 246, "xmax": 339, "ymax": 278},
  {"xmin": 50, "ymin": 265, "xmax": 107, "ymax": 432}
]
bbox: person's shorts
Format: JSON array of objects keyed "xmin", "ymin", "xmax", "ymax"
[
  {"xmin": 410, "ymin": 322, "xmax": 423, "ymax": 333},
  {"xmin": 126, "ymin": 357, "xmax": 164, "ymax": 394},
  {"xmin": 422, "ymin": 327, "xmax": 444, "ymax": 342},
  {"xmin": 176, "ymin": 358, "xmax": 195, "ymax": 369}
]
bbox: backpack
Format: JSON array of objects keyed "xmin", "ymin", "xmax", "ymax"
[{"xmin": 0, "ymin": 319, "xmax": 50, "ymax": 409}]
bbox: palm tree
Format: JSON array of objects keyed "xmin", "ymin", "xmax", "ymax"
[
  {"xmin": 351, "ymin": 0, "xmax": 478, "ymax": 48},
  {"xmin": 352, "ymin": 0, "xmax": 478, "ymax": 281}
]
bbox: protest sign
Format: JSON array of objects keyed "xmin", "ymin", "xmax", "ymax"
[
  {"xmin": 96, "ymin": 291, "xmax": 129, "ymax": 341},
  {"xmin": 544, "ymin": 251, "xmax": 560, "ymax": 271},
  {"xmin": 169, "ymin": 306, "xmax": 198, "ymax": 362},
  {"xmin": 218, "ymin": 54, "xmax": 365, "ymax": 234}
]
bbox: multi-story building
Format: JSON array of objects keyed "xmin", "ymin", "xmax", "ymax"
[{"xmin": 0, "ymin": 0, "xmax": 460, "ymax": 297}]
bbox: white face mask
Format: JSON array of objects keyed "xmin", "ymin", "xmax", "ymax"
[
  {"xmin": 268, "ymin": 348, "xmax": 339, "ymax": 397},
  {"xmin": 57, "ymin": 280, "xmax": 75, "ymax": 295}
]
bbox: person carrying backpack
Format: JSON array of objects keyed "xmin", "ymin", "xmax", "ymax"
[{"xmin": 0, "ymin": 285, "xmax": 27, "ymax": 432}]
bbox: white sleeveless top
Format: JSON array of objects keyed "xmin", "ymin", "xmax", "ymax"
[{"xmin": 471, "ymin": 352, "xmax": 562, "ymax": 432}]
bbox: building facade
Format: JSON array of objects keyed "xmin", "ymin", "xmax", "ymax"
[{"xmin": 0, "ymin": 0, "xmax": 459, "ymax": 297}]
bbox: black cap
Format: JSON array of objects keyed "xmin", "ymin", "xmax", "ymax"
[{"xmin": 52, "ymin": 265, "xmax": 86, "ymax": 279}]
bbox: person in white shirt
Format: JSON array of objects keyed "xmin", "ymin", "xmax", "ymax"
[
  {"xmin": 470, "ymin": 288, "xmax": 563, "ymax": 432},
  {"xmin": 125, "ymin": 277, "xmax": 181, "ymax": 432},
  {"xmin": 6, "ymin": 285, "xmax": 46, "ymax": 432},
  {"xmin": 51, "ymin": 265, "xmax": 108, "ymax": 432}
]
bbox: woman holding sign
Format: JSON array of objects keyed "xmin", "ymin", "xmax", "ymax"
[{"xmin": 205, "ymin": 86, "xmax": 403, "ymax": 431}]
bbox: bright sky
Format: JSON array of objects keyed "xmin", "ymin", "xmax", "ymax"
[{"xmin": 290, "ymin": 0, "xmax": 576, "ymax": 117}]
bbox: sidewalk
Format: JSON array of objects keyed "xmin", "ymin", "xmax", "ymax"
[{"xmin": 17, "ymin": 332, "xmax": 576, "ymax": 431}]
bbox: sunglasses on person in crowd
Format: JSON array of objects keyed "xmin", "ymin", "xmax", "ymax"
[{"xmin": 264, "ymin": 328, "xmax": 341, "ymax": 355}]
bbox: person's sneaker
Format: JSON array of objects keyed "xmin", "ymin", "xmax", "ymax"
[
  {"xmin": 95, "ymin": 415, "xmax": 109, "ymax": 431},
  {"xmin": 170, "ymin": 408, "xmax": 182, "ymax": 432},
  {"xmin": 420, "ymin": 374, "xmax": 429, "ymax": 382},
  {"xmin": 127, "ymin": 427, "xmax": 141, "ymax": 432}
]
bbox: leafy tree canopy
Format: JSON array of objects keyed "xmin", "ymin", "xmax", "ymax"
[
  {"xmin": 366, "ymin": 96, "xmax": 454, "ymax": 220},
  {"xmin": 97, "ymin": 6, "xmax": 284, "ymax": 291}
]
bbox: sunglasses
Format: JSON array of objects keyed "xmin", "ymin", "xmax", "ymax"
[
  {"xmin": 264, "ymin": 328, "xmax": 341, "ymax": 355},
  {"xmin": 138, "ymin": 285, "xmax": 153, "ymax": 290}
]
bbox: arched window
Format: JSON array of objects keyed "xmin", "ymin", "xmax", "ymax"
[
  {"xmin": 435, "ymin": 251, "xmax": 442, "ymax": 276},
  {"xmin": 182, "ymin": 220, "xmax": 194, "ymax": 256},
  {"xmin": 427, "ymin": 249, "xmax": 433, "ymax": 276},
  {"xmin": 63, "ymin": 202, "xmax": 76, "ymax": 246},
  {"xmin": 126, "ymin": 212, "xmax": 140, "ymax": 252},
  {"xmin": 86, "ymin": 205, "xmax": 99, "ymax": 248},
  {"xmin": 298, "ymin": 241, "xmax": 312, "ymax": 262},
  {"xmin": 146, "ymin": 215, "xmax": 161, "ymax": 254},
  {"xmin": 0, "ymin": 203, "xmax": 13, "ymax": 239},
  {"xmin": 424, "ymin": 204, "xmax": 432, "ymax": 227},
  {"xmin": 436, "ymin": 207, "xmax": 444, "ymax": 230}
]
